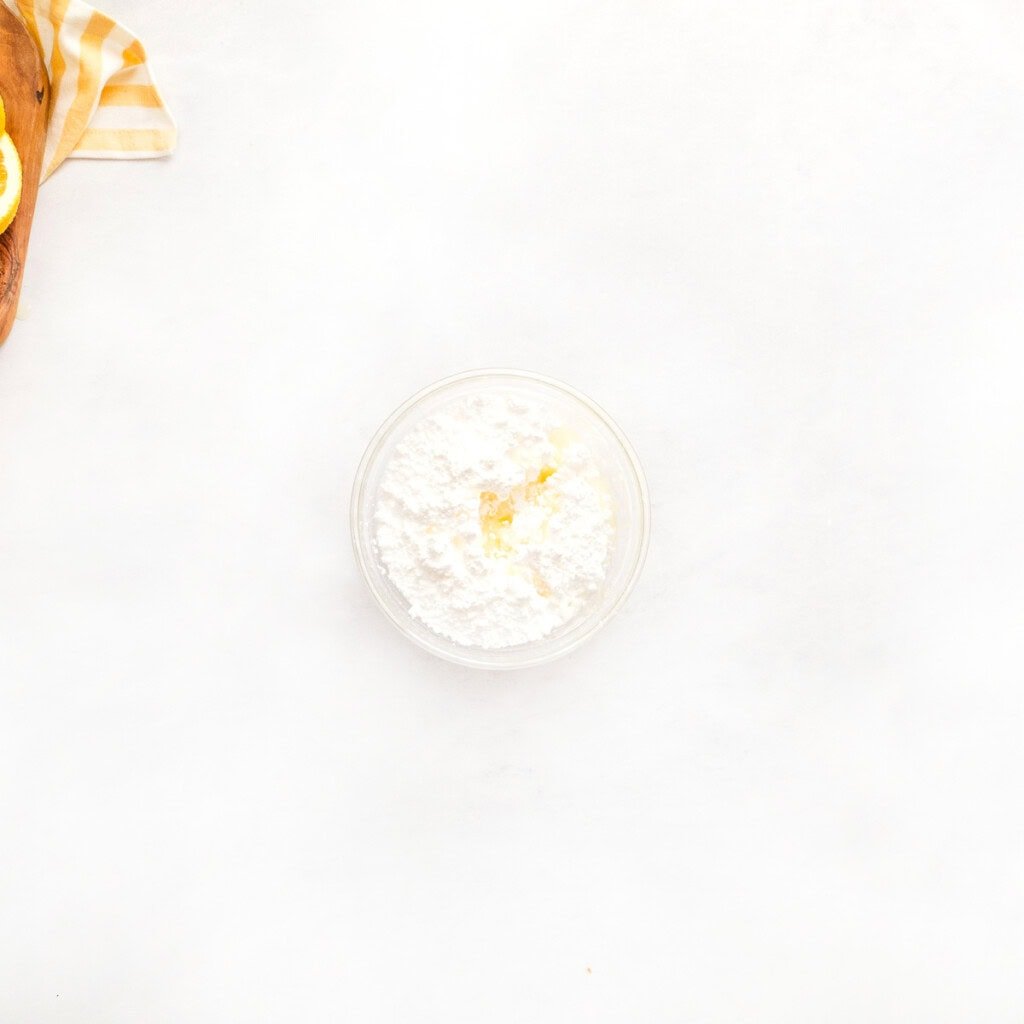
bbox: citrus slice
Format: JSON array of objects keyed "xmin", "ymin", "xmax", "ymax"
[
  {"xmin": 0, "ymin": 132, "xmax": 23, "ymax": 235},
  {"xmin": 0, "ymin": 93, "xmax": 6, "ymax": 137}
]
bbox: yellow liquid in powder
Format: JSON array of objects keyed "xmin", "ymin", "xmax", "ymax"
[{"xmin": 479, "ymin": 465, "xmax": 558, "ymax": 557}]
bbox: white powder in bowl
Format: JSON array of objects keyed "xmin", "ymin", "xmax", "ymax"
[{"xmin": 373, "ymin": 392, "xmax": 615, "ymax": 649}]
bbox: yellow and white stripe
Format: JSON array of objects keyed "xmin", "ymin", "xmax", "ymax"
[{"xmin": 4, "ymin": 0, "xmax": 175, "ymax": 179}]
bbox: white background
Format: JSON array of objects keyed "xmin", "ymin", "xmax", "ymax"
[{"xmin": 1, "ymin": 1, "xmax": 1022, "ymax": 1020}]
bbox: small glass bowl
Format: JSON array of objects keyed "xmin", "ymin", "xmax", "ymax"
[{"xmin": 350, "ymin": 369, "xmax": 650, "ymax": 669}]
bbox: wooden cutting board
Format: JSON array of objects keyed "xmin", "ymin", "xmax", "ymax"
[{"xmin": 0, "ymin": 3, "xmax": 46, "ymax": 346}]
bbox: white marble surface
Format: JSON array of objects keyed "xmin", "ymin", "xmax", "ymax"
[{"xmin": 1, "ymin": 1, "xmax": 1022, "ymax": 1020}]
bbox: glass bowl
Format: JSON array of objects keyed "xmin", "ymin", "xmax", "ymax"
[{"xmin": 350, "ymin": 369, "xmax": 650, "ymax": 669}]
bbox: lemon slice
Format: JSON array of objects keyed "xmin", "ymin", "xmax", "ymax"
[
  {"xmin": 0, "ymin": 132, "xmax": 23, "ymax": 235},
  {"xmin": 0, "ymin": 94, "xmax": 6, "ymax": 137}
]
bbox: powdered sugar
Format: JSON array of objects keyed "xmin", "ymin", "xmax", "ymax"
[{"xmin": 373, "ymin": 392, "xmax": 615, "ymax": 649}]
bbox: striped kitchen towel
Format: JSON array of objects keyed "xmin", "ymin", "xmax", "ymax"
[{"xmin": 3, "ymin": 0, "xmax": 175, "ymax": 179}]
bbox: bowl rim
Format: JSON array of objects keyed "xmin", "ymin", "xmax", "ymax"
[{"xmin": 349, "ymin": 368, "xmax": 651, "ymax": 669}]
